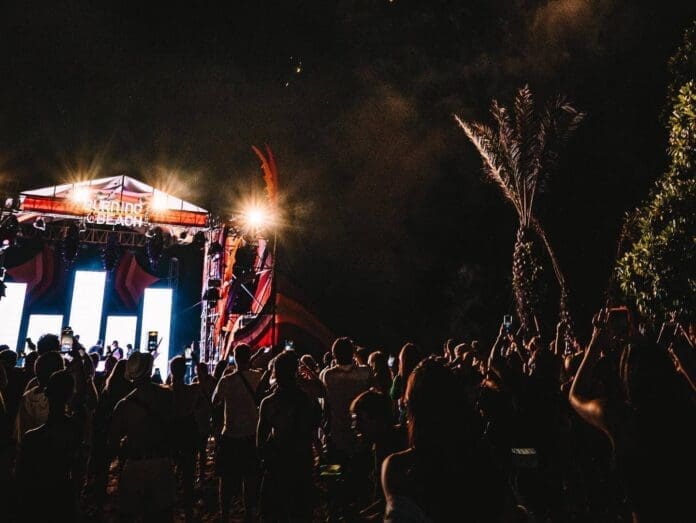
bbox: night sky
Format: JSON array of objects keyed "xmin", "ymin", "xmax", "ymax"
[{"xmin": 1, "ymin": 1, "xmax": 695, "ymax": 351}]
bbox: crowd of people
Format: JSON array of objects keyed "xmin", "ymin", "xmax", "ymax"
[{"xmin": 0, "ymin": 310, "xmax": 695, "ymax": 522}]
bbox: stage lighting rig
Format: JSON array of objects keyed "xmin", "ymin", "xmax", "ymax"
[
  {"xmin": 203, "ymin": 287, "xmax": 221, "ymax": 302},
  {"xmin": 102, "ymin": 232, "xmax": 121, "ymax": 271},
  {"xmin": 0, "ymin": 214, "xmax": 20, "ymax": 245},
  {"xmin": 192, "ymin": 231, "xmax": 207, "ymax": 249},
  {"xmin": 208, "ymin": 241, "xmax": 224, "ymax": 259},
  {"xmin": 145, "ymin": 226, "xmax": 165, "ymax": 269}
]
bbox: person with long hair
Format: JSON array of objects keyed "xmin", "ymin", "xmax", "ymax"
[
  {"xmin": 381, "ymin": 357, "xmax": 507, "ymax": 522},
  {"xmin": 257, "ymin": 350, "xmax": 321, "ymax": 521},
  {"xmin": 368, "ymin": 351, "xmax": 392, "ymax": 396},
  {"xmin": 389, "ymin": 343, "xmax": 421, "ymax": 423}
]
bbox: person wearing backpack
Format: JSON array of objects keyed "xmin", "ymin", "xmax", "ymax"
[{"xmin": 212, "ymin": 343, "xmax": 263, "ymax": 521}]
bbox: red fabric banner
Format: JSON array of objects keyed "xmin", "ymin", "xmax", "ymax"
[
  {"xmin": 6, "ymin": 245, "xmax": 56, "ymax": 303},
  {"xmin": 114, "ymin": 251, "xmax": 160, "ymax": 308}
]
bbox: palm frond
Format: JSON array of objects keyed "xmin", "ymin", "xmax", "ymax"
[{"xmin": 454, "ymin": 114, "xmax": 522, "ymax": 216}]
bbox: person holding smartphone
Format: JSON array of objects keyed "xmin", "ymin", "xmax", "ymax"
[{"xmin": 569, "ymin": 309, "xmax": 696, "ymax": 522}]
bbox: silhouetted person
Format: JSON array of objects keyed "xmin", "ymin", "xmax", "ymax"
[
  {"xmin": 212, "ymin": 343, "xmax": 262, "ymax": 521},
  {"xmin": 169, "ymin": 356, "xmax": 206, "ymax": 522},
  {"xmin": 257, "ymin": 350, "xmax": 321, "ymax": 522},
  {"xmin": 36, "ymin": 333, "xmax": 60, "ymax": 355},
  {"xmin": 109, "ymin": 352, "xmax": 175, "ymax": 521},
  {"xmin": 15, "ymin": 352, "xmax": 64, "ymax": 442},
  {"xmin": 570, "ymin": 311, "xmax": 696, "ymax": 522},
  {"xmin": 0, "ymin": 349, "xmax": 24, "ymax": 427},
  {"xmin": 350, "ymin": 389, "xmax": 405, "ymax": 519},
  {"xmin": 91, "ymin": 359, "xmax": 133, "ymax": 506},
  {"xmin": 192, "ymin": 362, "xmax": 214, "ymax": 480},
  {"xmin": 16, "ymin": 370, "xmax": 81, "ymax": 521},
  {"xmin": 382, "ymin": 357, "xmax": 507, "ymax": 522},
  {"xmin": 368, "ymin": 351, "xmax": 392, "ymax": 395},
  {"xmin": 389, "ymin": 342, "xmax": 421, "ymax": 423},
  {"xmin": 320, "ymin": 337, "xmax": 371, "ymax": 460}
]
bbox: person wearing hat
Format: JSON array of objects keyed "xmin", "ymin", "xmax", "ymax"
[{"xmin": 109, "ymin": 352, "xmax": 176, "ymax": 520}]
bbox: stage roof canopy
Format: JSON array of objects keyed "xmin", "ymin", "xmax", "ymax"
[{"xmin": 20, "ymin": 175, "xmax": 208, "ymax": 228}]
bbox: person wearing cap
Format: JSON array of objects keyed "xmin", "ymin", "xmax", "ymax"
[{"xmin": 109, "ymin": 352, "xmax": 175, "ymax": 520}]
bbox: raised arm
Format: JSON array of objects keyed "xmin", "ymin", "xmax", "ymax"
[
  {"xmin": 668, "ymin": 324, "xmax": 696, "ymax": 394},
  {"xmin": 569, "ymin": 310, "xmax": 610, "ymax": 435},
  {"xmin": 487, "ymin": 323, "xmax": 508, "ymax": 379},
  {"xmin": 211, "ymin": 379, "xmax": 224, "ymax": 406}
]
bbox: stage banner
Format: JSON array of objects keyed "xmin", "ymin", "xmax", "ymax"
[
  {"xmin": 114, "ymin": 251, "xmax": 160, "ymax": 308},
  {"xmin": 6, "ymin": 244, "xmax": 56, "ymax": 304}
]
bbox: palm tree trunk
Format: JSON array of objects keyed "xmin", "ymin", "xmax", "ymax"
[{"xmin": 531, "ymin": 216, "xmax": 576, "ymax": 342}]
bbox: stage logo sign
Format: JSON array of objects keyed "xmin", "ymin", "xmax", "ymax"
[{"xmin": 84, "ymin": 200, "xmax": 148, "ymax": 227}]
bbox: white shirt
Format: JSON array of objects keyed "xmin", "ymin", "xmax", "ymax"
[
  {"xmin": 212, "ymin": 369, "xmax": 263, "ymax": 438},
  {"xmin": 321, "ymin": 364, "xmax": 371, "ymax": 452}
]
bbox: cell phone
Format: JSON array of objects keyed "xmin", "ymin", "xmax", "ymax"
[
  {"xmin": 503, "ymin": 315, "xmax": 513, "ymax": 331},
  {"xmin": 147, "ymin": 331, "xmax": 159, "ymax": 352},
  {"xmin": 96, "ymin": 360, "xmax": 106, "ymax": 373},
  {"xmin": 387, "ymin": 355, "xmax": 396, "ymax": 367},
  {"xmin": 285, "ymin": 339, "xmax": 294, "ymax": 350},
  {"xmin": 228, "ymin": 355, "xmax": 235, "ymax": 365},
  {"xmin": 607, "ymin": 307, "xmax": 630, "ymax": 340},
  {"xmin": 264, "ymin": 346, "xmax": 272, "ymax": 353},
  {"xmin": 60, "ymin": 327, "xmax": 74, "ymax": 353}
]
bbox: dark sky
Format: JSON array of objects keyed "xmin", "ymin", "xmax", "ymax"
[{"xmin": 1, "ymin": 1, "xmax": 695, "ymax": 351}]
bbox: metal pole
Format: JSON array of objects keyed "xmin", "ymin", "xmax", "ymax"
[{"xmin": 270, "ymin": 229, "xmax": 278, "ymax": 347}]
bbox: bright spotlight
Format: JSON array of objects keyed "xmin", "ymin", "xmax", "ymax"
[
  {"xmin": 151, "ymin": 191, "xmax": 168, "ymax": 211},
  {"xmin": 71, "ymin": 186, "xmax": 91, "ymax": 204},
  {"xmin": 243, "ymin": 206, "xmax": 268, "ymax": 229}
]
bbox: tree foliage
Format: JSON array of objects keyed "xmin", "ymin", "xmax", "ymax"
[{"xmin": 617, "ymin": 80, "xmax": 696, "ymax": 322}]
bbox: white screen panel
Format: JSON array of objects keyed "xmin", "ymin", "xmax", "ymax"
[
  {"xmin": 140, "ymin": 288, "xmax": 173, "ymax": 378},
  {"xmin": 68, "ymin": 271, "xmax": 106, "ymax": 348},
  {"xmin": 104, "ymin": 316, "xmax": 137, "ymax": 350},
  {"xmin": 26, "ymin": 314, "xmax": 63, "ymax": 345},
  {"xmin": 0, "ymin": 283, "xmax": 27, "ymax": 349}
]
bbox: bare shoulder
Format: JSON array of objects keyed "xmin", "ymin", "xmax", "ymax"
[{"xmin": 381, "ymin": 448, "xmax": 414, "ymax": 498}]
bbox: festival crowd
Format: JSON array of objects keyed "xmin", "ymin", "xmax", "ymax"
[{"xmin": 0, "ymin": 310, "xmax": 694, "ymax": 522}]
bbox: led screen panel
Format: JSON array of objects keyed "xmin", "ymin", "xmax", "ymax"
[
  {"xmin": 26, "ymin": 314, "xmax": 64, "ymax": 346},
  {"xmin": 140, "ymin": 288, "xmax": 173, "ymax": 378},
  {"xmin": 0, "ymin": 283, "xmax": 27, "ymax": 349},
  {"xmin": 68, "ymin": 271, "xmax": 106, "ymax": 348},
  {"xmin": 104, "ymin": 316, "xmax": 138, "ymax": 351}
]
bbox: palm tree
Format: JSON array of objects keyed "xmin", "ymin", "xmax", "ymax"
[{"xmin": 455, "ymin": 86, "xmax": 584, "ymax": 336}]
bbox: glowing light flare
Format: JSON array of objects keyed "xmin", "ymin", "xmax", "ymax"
[
  {"xmin": 240, "ymin": 203, "xmax": 276, "ymax": 231},
  {"xmin": 71, "ymin": 186, "xmax": 92, "ymax": 204},
  {"xmin": 151, "ymin": 191, "xmax": 169, "ymax": 211}
]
